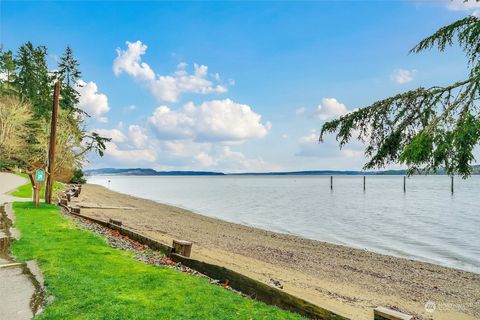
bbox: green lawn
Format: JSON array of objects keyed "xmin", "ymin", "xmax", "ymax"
[
  {"xmin": 10, "ymin": 173, "xmax": 63, "ymax": 199},
  {"xmin": 11, "ymin": 202, "xmax": 302, "ymax": 320}
]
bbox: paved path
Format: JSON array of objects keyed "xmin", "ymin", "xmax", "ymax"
[
  {"xmin": 0, "ymin": 172, "xmax": 35, "ymax": 320},
  {"xmin": 0, "ymin": 172, "xmax": 31, "ymax": 203}
]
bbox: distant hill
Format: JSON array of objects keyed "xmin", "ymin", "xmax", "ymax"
[
  {"xmin": 85, "ymin": 165, "xmax": 480, "ymax": 176},
  {"xmin": 85, "ymin": 168, "xmax": 225, "ymax": 176}
]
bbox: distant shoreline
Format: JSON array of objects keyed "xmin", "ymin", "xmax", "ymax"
[{"xmin": 85, "ymin": 165, "xmax": 480, "ymax": 176}]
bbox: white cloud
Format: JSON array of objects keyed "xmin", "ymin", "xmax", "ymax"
[
  {"xmin": 164, "ymin": 140, "xmax": 192, "ymax": 156},
  {"xmin": 150, "ymin": 63, "xmax": 227, "ymax": 102},
  {"xmin": 113, "ymin": 40, "xmax": 229, "ymax": 102},
  {"xmin": 390, "ymin": 68, "xmax": 416, "ymax": 84},
  {"xmin": 113, "ymin": 40, "xmax": 155, "ymax": 81},
  {"xmin": 209, "ymin": 146, "xmax": 279, "ymax": 172},
  {"xmin": 77, "ymin": 80, "xmax": 110, "ymax": 122},
  {"xmin": 295, "ymin": 107, "xmax": 306, "ymax": 115},
  {"xmin": 128, "ymin": 125, "xmax": 149, "ymax": 148},
  {"xmin": 194, "ymin": 152, "xmax": 217, "ymax": 167},
  {"xmin": 220, "ymin": 147, "xmax": 265, "ymax": 171},
  {"xmin": 297, "ymin": 129, "xmax": 364, "ymax": 160},
  {"xmin": 93, "ymin": 128, "xmax": 126, "ymax": 143},
  {"xmin": 446, "ymin": 0, "xmax": 480, "ymax": 16},
  {"xmin": 299, "ymin": 130, "xmax": 319, "ymax": 144},
  {"xmin": 104, "ymin": 141, "xmax": 156, "ymax": 163},
  {"xmin": 281, "ymin": 133, "xmax": 289, "ymax": 139},
  {"xmin": 148, "ymin": 99, "xmax": 270, "ymax": 143},
  {"xmin": 313, "ymin": 98, "xmax": 348, "ymax": 121}
]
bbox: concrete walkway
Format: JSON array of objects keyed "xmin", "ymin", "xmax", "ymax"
[
  {"xmin": 0, "ymin": 172, "xmax": 31, "ymax": 203},
  {"xmin": 0, "ymin": 172, "xmax": 35, "ymax": 320}
]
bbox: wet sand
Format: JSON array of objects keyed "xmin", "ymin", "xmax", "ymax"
[{"xmin": 73, "ymin": 184, "xmax": 480, "ymax": 320}]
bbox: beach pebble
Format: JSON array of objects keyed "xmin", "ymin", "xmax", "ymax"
[{"xmin": 268, "ymin": 278, "xmax": 283, "ymax": 289}]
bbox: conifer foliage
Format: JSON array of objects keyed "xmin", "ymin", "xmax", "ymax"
[{"xmin": 320, "ymin": 16, "xmax": 480, "ymax": 177}]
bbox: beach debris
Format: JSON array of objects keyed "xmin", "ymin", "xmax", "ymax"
[
  {"xmin": 374, "ymin": 306, "xmax": 413, "ymax": 320},
  {"xmin": 222, "ymin": 279, "xmax": 230, "ymax": 288},
  {"xmin": 268, "ymin": 278, "xmax": 283, "ymax": 289}
]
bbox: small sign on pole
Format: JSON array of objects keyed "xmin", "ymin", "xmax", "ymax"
[
  {"xmin": 35, "ymin": 170, "xmax": 45, "ymax": 182},
  {"xmin": 33, "ymin": 169, "xmax": 46, "ymax": 207}
]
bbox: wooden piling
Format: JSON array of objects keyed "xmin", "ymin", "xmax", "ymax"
[
  {"xmin": 330, "ymin": 176, "xmax": 333, "ymax": 190},
  {"xmin": 0, "ymin": 236, "xmax": 9, "ymax": 253},
  {"xmin": 172, "ymin": 240, "xmax": 193, "ymax": 257},
  {"xmin": 451, "ymin": 176, "xmax": 454, "ymax": 194},
  {"xmin": 403, "ymin": 176, "xmax": 406, "ymax": 193},
  {"xmin": 363, "ymin": 176, "xmax": 366, "ymax": 191}
]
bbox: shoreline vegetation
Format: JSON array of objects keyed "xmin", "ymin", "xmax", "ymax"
[
  {"xmin": 73, "ymin": 183, "xmax": 480, "ymax": 320},
  {"xmin": 11, "ymin": 202, "xmax": 303, "ymax": 320}
]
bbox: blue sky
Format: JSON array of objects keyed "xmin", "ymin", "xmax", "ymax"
[{"xmin": 1, "ymin": 1, "xmax": 478, "ymax": 172}]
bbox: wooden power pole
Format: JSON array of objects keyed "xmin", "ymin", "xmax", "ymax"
[{"xmin": 45, "ymin": 80, "xmax": 60, "ymax": 204}]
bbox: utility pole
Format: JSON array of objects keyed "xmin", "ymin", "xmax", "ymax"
[{"xmin": 45, "ymin": 80, "xmax": 60, "ymax": 204}]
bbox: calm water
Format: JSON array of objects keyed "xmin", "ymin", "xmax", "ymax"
[{"xmin": 88, "ymin": 175, "xmax": 480, "ymax": 273}]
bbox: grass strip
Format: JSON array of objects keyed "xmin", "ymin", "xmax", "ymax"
[
  {"xmin": 10, "ymin": 173, "xmax": 63, "ymax": 199},
  {"xmin": 11, "ymin": 202, "xmax": 302, "ymax": 320}
]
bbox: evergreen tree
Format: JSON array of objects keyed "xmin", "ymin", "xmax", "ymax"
[
  {"xmin": 58, "ymin": 46, "xmax": 82, "ymax": 111},
  {"xmin": 0, "ymin": 49, "xmax": 17, "ymax": 84},
  {"xmin": 320, "ymin": 16, "xmax": 480, "ymax": 178},
  {"xmin": 15, "ymin": 42, "xmax": 52, "ymax": 118}
]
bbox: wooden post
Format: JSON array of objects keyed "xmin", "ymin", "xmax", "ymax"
[
  {"xmin": 451, "ymin": 176, "xmax": 454, "ymax": 194},
  {"xmin": 28, "ymin": 173, "xmax": 40, "ymax": 208},
  {"xmin": 0, "ymin": 236, "xmax": 10, "ymax": 254},
  {"xmin": 403, "ymin": 176, "xmax": 406, "ymax": 193},
  {"xmin": 172, "ymin": 240, "xmax": 193, "ymax": 257},
  {"xmin": 363, "ymin": 176, "xmax": 366, "ymax": 191},
  {"xmin": 330, "ymin": 176, "xmax": 333, "ymax": 190},
  {"xmin": 45, "ymin": 80, "xmax": 60, "ymax": 204}
]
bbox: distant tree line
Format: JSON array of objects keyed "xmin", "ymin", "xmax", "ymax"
[{"xmin": 0, "ymin": 42, "xmax": 109, "ymax": 182}]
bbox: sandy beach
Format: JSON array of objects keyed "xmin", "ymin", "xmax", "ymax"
[{"xmin": 73, "ymin": 184, "xmax": 480, "ymax": 320}]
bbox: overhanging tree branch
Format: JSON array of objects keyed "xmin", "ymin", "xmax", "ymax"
[{"xmin": 320, "ymin": 16, "xmax": 480, "ymax": 178}]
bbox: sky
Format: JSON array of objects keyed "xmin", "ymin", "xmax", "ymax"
[{"xmin": 1, "ymin": 0, "xmax": 479, "ymax": 173}]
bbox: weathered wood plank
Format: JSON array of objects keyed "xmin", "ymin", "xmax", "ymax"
[{"xmin": 374, "ymin": 307, "xmax": 413, "ymax": 320}]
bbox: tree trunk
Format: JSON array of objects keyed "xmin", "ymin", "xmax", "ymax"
[{"xmin": 29, "ymin": 173, "xmax": 40, "ymax": 207}]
